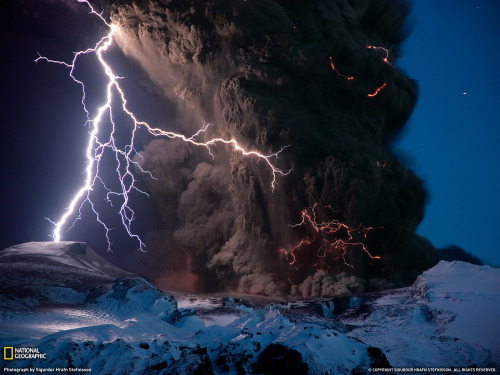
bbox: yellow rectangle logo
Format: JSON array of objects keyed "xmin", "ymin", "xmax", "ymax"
[{"xmin": 4, "ymin": 347, "xmax": 13, "ymax": 360}]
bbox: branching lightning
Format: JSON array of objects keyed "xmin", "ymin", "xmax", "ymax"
[
  {"xmin": 280, "ymin": 203, "xmax": 380, "ymax": 270},
  {"xmin": 37, "ymin": 0, "xmax": 290, "ymax": 250},
  {"xmin": 285, "ymin": 44, "xmax": 390, "ymax": 272}
]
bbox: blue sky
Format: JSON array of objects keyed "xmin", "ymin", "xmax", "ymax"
[{"xmin": 397, "ymin": 0, "xmax": 500, "ymax": 265}]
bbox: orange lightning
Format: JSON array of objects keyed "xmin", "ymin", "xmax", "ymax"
[
  {"xmin": 329, "ymin": 56, "xmax": 354, "ymax": 80},
  {"xmin": 330, "ymin": 46, "xmax": 391, "ymax": 97},
  {"xmin": 367, "ymin": 83, "xmax": 388, "ymax": 97},
  {"xmin": 281, "ymin": 203, "xmax": 380, "ymax": 270},
  {"xmin": 366, "ymin": 45, "xmax": 392, "ymax": 65}
]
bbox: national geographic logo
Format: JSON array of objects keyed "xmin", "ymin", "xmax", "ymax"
[
  {"xmin": 4, "ymin": 347, "xmax": 13, "ymax": 360},
  {"xmin": 3, "ymin": 347, "xmax": 47, "ymax": 360}
]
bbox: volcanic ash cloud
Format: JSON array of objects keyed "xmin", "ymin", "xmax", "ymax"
[{"xmin": 111, "ymin": 0, "xmax": 435, "ymax": 296}]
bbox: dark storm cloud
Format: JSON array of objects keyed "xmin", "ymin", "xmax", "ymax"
[
  {"xmin": 108, "ymin": 0, "xmax": 442, "ymax": 295},
  {"xmin": 20, "ymin": 0, "xmax": 82, "ymax": 16}
]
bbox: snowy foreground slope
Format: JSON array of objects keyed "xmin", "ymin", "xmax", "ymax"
[
  {"xmin": 342, "ymin": 261, "xmax": 500, "ymax": 368},
  {"xmin": 0, "ymin": 242, "xmax": 499, "ymax": 374}
]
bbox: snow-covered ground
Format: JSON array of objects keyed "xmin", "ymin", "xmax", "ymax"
[
  {"xmin": 1, "ymin": 242, "xmax": 499, "ymax": 374},
  {"xmin": 343, "ymin": 261, "xmax": 500, "ymax": 368}
]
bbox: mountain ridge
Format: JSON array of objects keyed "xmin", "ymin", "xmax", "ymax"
[{"xmin": 1, "ymin": 241, "xmax": 498, "ymax": 373}]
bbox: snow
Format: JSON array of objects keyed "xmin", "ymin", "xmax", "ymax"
[
  {"xmin": 1, "ymin": 242, "xmax": 380, "ymax": 374},
  {"xmin": 414, "ymin": 261, "xmax": 500, "ymax": 346},
  {"xmin": 1, "ymin": 242, "xmax": 499, "ymax": 373},
  {"xmin": 2, "ymin": 242, "xmax": 133, "ymax": 279},
  {"xmin": 343, "ymin": 261, "xmax": 500, "ymax": 368},
  {"xmin": 174, "ymin": 296, "xmax": 243, "ymax": 327}
]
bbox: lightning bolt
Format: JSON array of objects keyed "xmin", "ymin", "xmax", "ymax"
[
  {"xmin": 366, "ymin": 45, "xmax": 392, "ymax": 65},
  {"xmin": 365, "ymin": 45, "xmax": 390, "ymax": 97},
  {"xmin": 281, "ymin": 203, "xmax": 380, "ymax": 270},
  {"xmin": 367, "ymin": 83, "xmax": 388, "ymax": 97},
  {"xmin": 329, "ymin": 45, "xmax": 391, "ymax": 97},
  {"xmin": 37, "ymin": 1, "xmax": 290, "ymax": 250},
  {"xmin": 329, "ymin": 56, "xmax": 354, "ymax": 80}
]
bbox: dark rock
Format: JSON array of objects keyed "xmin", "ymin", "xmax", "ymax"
[
  {"xmin": 168, "ymin": 354, "xmax": 214, "ymax": 375},
  {"xmin": 252, "ymin": 343, "xmax": 308, "ymax": 375},
  {"xmin": 367, "ymin": 347, "xmax": 391, "ymax": 368}
]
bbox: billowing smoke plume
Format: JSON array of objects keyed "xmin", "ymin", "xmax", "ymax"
[{"xmin": 108, "ymin": 0, "xmax": 437, "ymax": 296}]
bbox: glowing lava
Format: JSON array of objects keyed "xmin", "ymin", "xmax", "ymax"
[{"xmin": 37, "ymin": 0, "xmax": 290, "ymax": 250}]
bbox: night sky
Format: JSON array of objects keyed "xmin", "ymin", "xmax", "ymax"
[
  {"xmin": 1, "ymin": 0, "xmax": 499, "ymax": 267},
  {"xmin": 398, "ymin": 0, "xmax": 500, "ymax": 266}
]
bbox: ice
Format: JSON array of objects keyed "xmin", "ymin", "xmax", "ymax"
[
  {"xmin": 1, "ymin": 242, "xmax": 499, "ymax": 372},
  {"xmin": 343, "ymin": 261, "xmax": 500, "ymax": 367}
]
